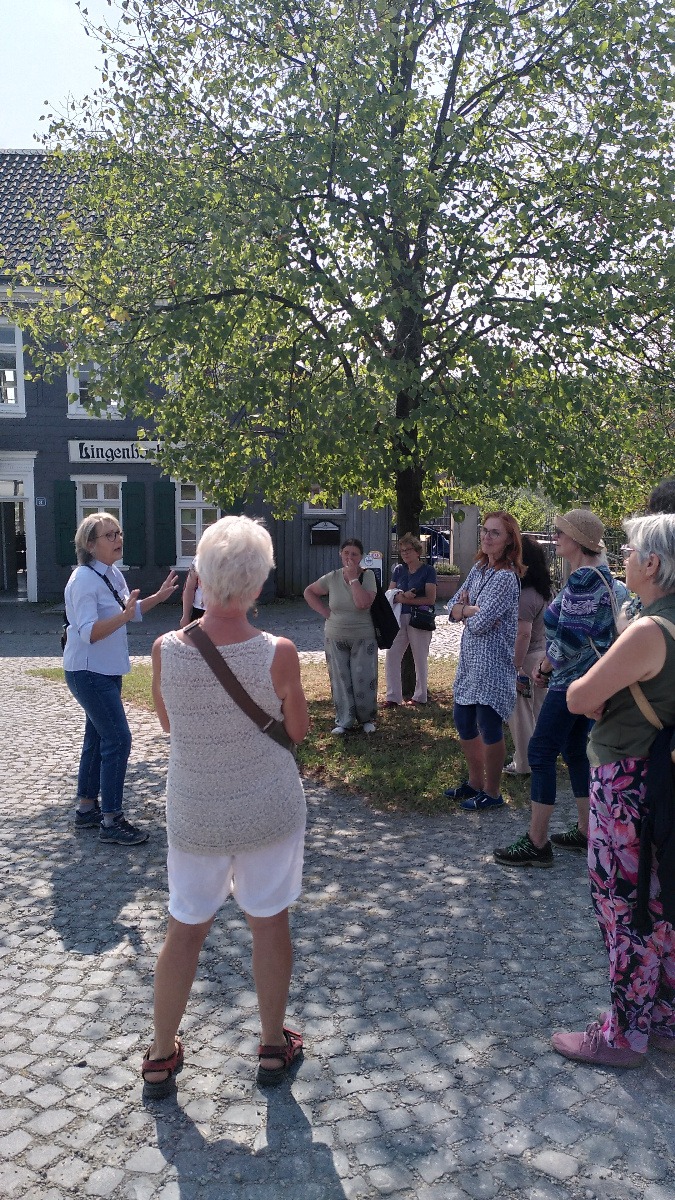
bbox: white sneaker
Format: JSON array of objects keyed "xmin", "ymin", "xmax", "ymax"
[
  {"xmin": 362, "ymin": 722, "xmax": 376, "ymax": 734},
  {"xmin": 331, "ymin": 725, "xmax": 348, "ymax": 735},
  {"xmin": 504, "ymin": 761, "xmax": 530, "ymax": 775}
]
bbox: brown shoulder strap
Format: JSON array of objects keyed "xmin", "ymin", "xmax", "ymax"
[
  {"xmin": 627, "ymin": 615, "xmax": 675, "ymax": 730},
  {"xmin": 183, "ymin": 621, "xmax": 296, "ymax": 755}
]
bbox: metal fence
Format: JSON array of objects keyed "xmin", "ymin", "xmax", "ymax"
[{"xmin": 523, "ymin": 526, "xmax": 626, "ymax": 591}]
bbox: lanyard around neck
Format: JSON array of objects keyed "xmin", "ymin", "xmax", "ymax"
[{"xmin": 85, "ymin": 563, "xmax": 126, "ymax": 611}]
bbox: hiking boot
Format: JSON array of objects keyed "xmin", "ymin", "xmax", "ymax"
[
  {"xmin": 99, "ymin": 816, "xmax": 149, "ymax": 846},
  {"xmin": 550, "ymin": 823, "xmax": 588, "ymax": 852},
  {"xmin": 75, "ymin": 804, "xmax": 102, "ymax": 829},
  {"xmin": 493, "ymin": 832, "xmax": 553, "ymax": 867},
  {"xmin": 444, "ymin": 780, "xmax": 480, "ymax": 801},
  {"xmin": 551, "ymin": 1022, "xmax": 644, "ymax": 1068},
  {"xmin": 460, "ymin": 790, "xmax": 505, "ymax": 810}
]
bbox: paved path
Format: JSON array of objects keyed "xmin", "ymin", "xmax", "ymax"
[{"xmin": 1, "ymin": 605, "xmax": 674, "ymax": 1199}]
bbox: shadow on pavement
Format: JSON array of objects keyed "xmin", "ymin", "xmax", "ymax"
[
  {"xmin": 153, "ymin": 1086, "xmax": 348, "ymax": 1198},
  {"xmin": 48, "ymin": 832, "xmax": 161, "ymax": 955}
]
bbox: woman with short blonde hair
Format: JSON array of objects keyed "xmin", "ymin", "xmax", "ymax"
[{"xmin": 143, "ymin": 516, "xmax": 309, "ymax": 1099}]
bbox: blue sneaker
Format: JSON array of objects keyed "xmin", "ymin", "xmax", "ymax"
[
  {"xmin": 459, "ymin": 790, "xmax": 505, "ymax": 810},
  {"xmin": 444, "ymin": 780, "xmax": 480, "ymax": 801}
]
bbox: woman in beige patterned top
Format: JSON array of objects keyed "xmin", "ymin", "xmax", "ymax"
[{"xmin": 142, "ymin": 516, "xmax": 309, "ymax": 1100}]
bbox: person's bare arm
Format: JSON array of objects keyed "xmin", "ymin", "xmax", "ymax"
[
  {"xmin": 398, "ymin": 582, "xmax": 437, "ymax": 606},
  {"xmin": 180, "ymin": 568, "xmax": 197, "ymax": 627},
  {"xmin": 151, "ymin": 636, "xmax": 170, "ymax": 733},
  {"xmin": 567, "ymin": 618, "xmax": 667, "ymax": 715},
  {"xmin": 349, "ymin": 575, "xmax": 376, "ymax": 610},
  {"xmin": 270, "ymin": 638, "xmax": 310, "ymax": 743},
  {"xmin": 304, "ymin": 580, "xmax": 331, "ymax": 620},
  {"xmin": 90, "ymin": 589, "xmax": 140, "ymax": 642},
  {"xmin": 514, "ymin": 619, "xmax": 533, "ymax": 670}
]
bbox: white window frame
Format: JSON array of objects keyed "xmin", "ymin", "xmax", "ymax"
[
  {"xmin": 302, "ymin": 487, "xmax": 347, "ymax": 516},
  {"xmin": 174, "ymin": 482, "xmax": 222, "ymax": 569},
  {"xmin": 67, "ymin": 364, "xmax": 122, "ymax": 420},
  {"xmin": 0, "ymin": 321, "xmax": 26, "ymax": 418},
  {"xmin": 72, "ymin": 475, "xmax": 128, "ymax": 568}
]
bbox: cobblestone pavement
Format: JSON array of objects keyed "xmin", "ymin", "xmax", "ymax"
[
  {"xmin": 0, "ymin": 598, "xmax": 463, "ymax": 661},
  {"xmin": 1, "ymin": 604, "xmax": 674, "ymax": 1199}
]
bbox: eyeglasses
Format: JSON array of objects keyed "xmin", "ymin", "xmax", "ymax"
[
  {"xmin": 96, "ymin": 530, "xmax": 123, "ymax": 542},
  {"xmin": 479, "ymin": 526, "xmax": 503, "ymax": 539},
  {"xmin": 621, "ymin": 545, "xmax": 636, "ymax": 558}
]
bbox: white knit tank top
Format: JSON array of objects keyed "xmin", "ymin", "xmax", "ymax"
[{"xmin": 160, "ymin": 629, "xmax": 306, "ymax": 855}]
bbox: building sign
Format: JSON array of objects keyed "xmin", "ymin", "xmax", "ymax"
[
  {"xmin": 68, "ymin": 440, "xmax": 158, "ymax": 464},
  {"xmin": 362, "ymin": 549, "xmax": 384, "ymax": 585}
]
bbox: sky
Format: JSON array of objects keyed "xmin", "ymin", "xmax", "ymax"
[{"xmin": 0, "ymin": 0, "xmax": 119, "ymax": 149}]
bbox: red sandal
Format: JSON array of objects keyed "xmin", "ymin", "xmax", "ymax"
[
  {"xmin": 141, "ymin": 1037, "xmax": 184, "ymax": 1100},
  {"xmin": 256, "ymin": 1027, "xmax": 303, "ymax": 1088}
]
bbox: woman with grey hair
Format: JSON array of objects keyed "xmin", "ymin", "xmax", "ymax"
[
  {"xmin": 143, "ymin": 515, "xmax": 309, "ymax": 1099},
  {"xmin": 552, "ymin": 513, "xmax": 675, "ymax": 1067},
  {"xmin": 63, "ymin": 512, "xmax": 178, "ymax": 845}
]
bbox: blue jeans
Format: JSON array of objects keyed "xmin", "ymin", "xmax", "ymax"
[
  {"xmin": 65, "ymin": 670, "xmax": 132, "ymax": 815},
  {"xmin": 528, "ymin": 688, "xmax": 592, "ymax": 805}
]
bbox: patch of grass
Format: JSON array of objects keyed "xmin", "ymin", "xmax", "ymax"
[
  {"xmin": 299, "ymin": 658, "xmax": 531, "ymax": 813},
  {"xmin": 30, "ymin": 664, "xmax": 155, "ymax": 709},
  {"xmin": 31, "ymin": 658, "xmax": 532, "ymax": 815}
]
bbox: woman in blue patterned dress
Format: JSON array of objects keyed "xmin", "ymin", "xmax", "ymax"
[
  {"xmin": 494, "ymin": 508, "xmax": 621, "ymax": 867},
  {"xmin": 444, "ymin": 512, "xmax": 524, "ymax": 810}
]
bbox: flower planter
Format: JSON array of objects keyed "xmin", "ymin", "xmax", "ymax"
[{"xmin": 435, "ymin": 575, "xmax": 461, "ymax": 603}]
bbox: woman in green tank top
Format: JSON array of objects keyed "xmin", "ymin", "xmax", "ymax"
[{"xmin": 550, "ymin": 513, "xmax": 675, "ymax": 1069}]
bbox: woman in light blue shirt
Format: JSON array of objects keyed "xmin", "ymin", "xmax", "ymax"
[{"xmin": 63, "ymin": 512, "xmax": 178, "ymax": 845}]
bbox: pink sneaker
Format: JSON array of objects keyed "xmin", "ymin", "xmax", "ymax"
[
  {"xmin": 650, "ymin": 1032, "xmax": 675, "ymax": 1054},
  {"xmin": 551, "ymin": 1022, "xmax": 644, "ymax": 1068}
]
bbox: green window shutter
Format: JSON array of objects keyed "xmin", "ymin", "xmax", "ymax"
[
  {"xmin": 121, "ymin": 482, "xmax": 146, "ymax": 566},
  {"xmin": 54, "ymin": 481, "xmax": 76, "ymax": 565},
  {"xmin": 153, "ymin": 480, "xmax": 176, "ymax": 565}
]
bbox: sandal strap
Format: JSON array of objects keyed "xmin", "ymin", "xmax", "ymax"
[
  {"xmin": 257, "ymin": 1027, "xmax": 303, "ymax": 1064},
  {"xmin": 141, "ymin": 1039, "xmax": 183, "ymax": 1076}
]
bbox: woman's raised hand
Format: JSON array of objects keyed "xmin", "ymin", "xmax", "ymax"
[
  {"xmin": 156, "ymin": 571, "xmax": 180, "ymax": 602},
  {"xmin": 124, "ymin": 589, "xmax": 141, "ymax": 620}
]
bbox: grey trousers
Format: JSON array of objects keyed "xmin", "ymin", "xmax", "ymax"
[{"xmin": 325, "ymin": 635, "xmax": 378, "ymax": 728}]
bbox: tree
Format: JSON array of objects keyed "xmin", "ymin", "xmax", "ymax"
[{"xmin": 20, "ymin": 0, "xmax": 675, "ymax": 531}]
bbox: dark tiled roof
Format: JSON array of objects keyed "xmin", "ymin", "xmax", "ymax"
[{"xmin": 0, "ymin": 150, "xmax": 71, "ymax": 280}]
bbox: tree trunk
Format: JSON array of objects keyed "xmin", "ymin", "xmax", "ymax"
[{"xmin": 395, "ymin": 462, "xmax": 424, "ymax": 538}]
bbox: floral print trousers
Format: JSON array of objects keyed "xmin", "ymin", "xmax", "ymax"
[{"xmin": 589, "ymin": 757, "xmax": 675, "ymax": 1053}]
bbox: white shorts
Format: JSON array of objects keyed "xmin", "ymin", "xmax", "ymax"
[{"xmin": 167, "ymin": 824, "xmax": 306, "ymax": 924}]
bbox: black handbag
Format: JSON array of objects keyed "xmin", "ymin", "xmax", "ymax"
[
  {"xmin": 362, "ymin": 574, "xmax": 400, "ymax": 650},
  {"xmin": 409, "ymin": 607, "xmax": 436, "ymax": 632}
]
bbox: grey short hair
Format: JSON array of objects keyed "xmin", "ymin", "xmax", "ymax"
[
  {"xmin": 74, "ymin": 511, "xmax": 120, "ymax": 565},
  {"xmin": 195, "ymin": 515, "xmax": 274, "ymax": 607},
  {"xmin": 623, "ymin": 513, "xmax": 675, "ymax": 592}
]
